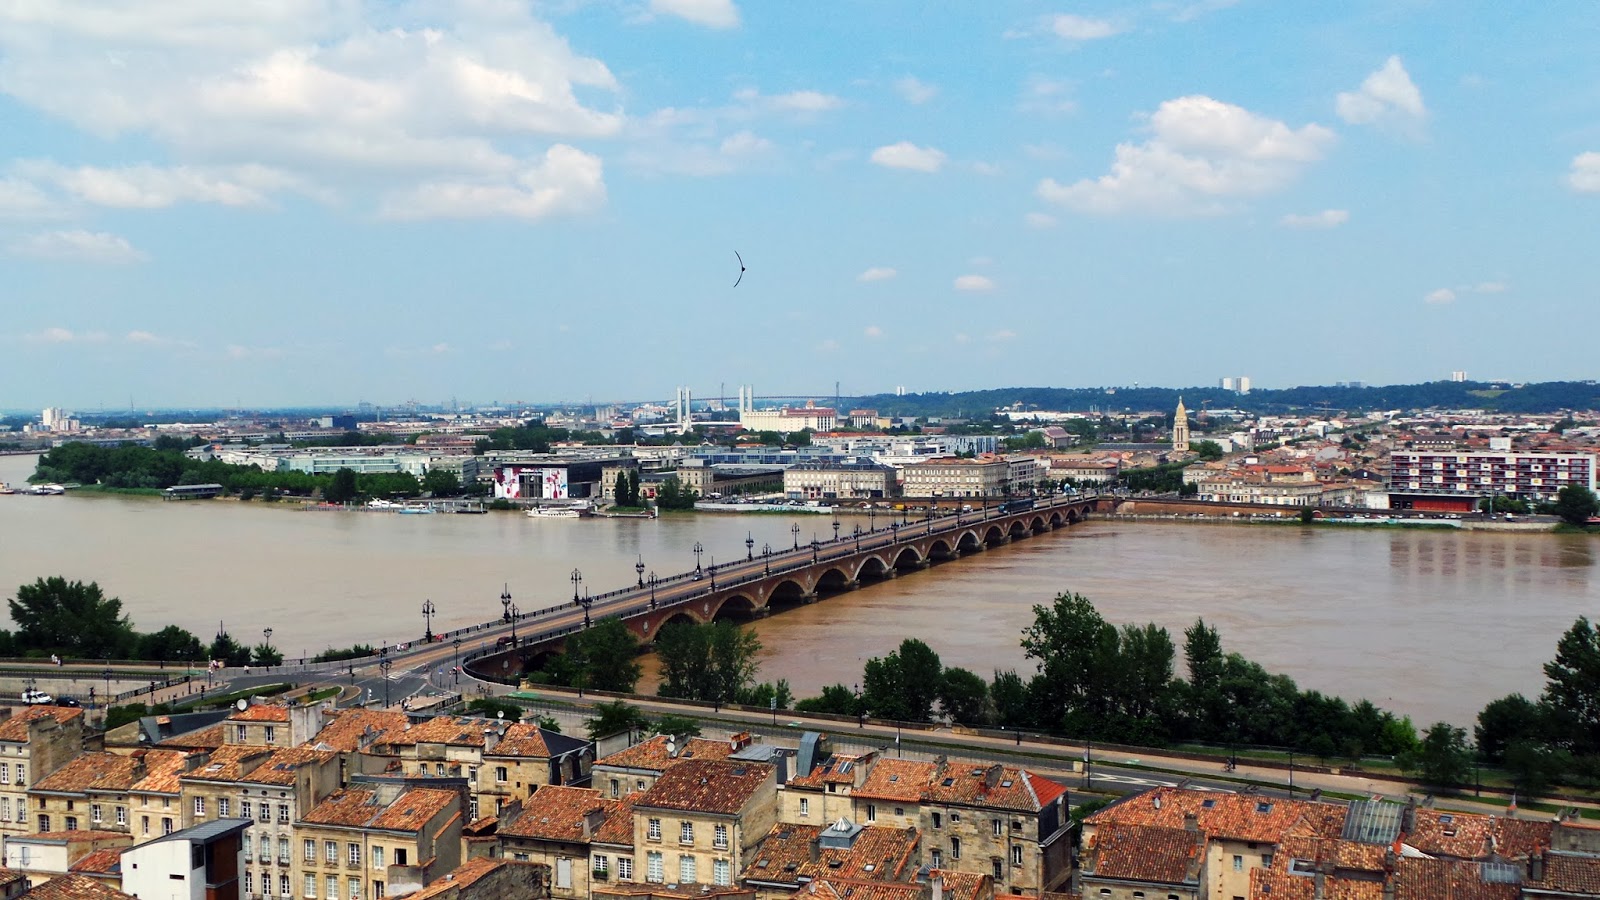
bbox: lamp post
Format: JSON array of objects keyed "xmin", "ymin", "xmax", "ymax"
[
  {"xmin": 811, "ymin": 539, "xmax": 819, "ymax": 564},
  {"xmin": 379, "ymin": 657, "xmax": 392, "ymax": 708},
  {"xmin": 853, "ymin": 524, "xmax": 862, "ymax": 552},
  {"xmin": 263, "ymin": 627, "xmax": 273, "ymax": 650},
  {"xmin": 453, "ymin": 637, "xmax": 461, "ymax": 685},
  {"xmin": 746, "ymin": 532, "xmax": 755, "ymax": 561},
  {"xmin": 102, "ymin": 668, "xmax": 112, "ymax": 707},
  {"xmin": 708, "ymin": 557, "xmax": 716, "ymax": 590},
  {"xmin": 693, "ymin": 542, "xmax": 704, "ymax": 574},
  {"xmin": 421, "ymin": 599, "xmax": 436, "ymax": 643},
  {"xmin": 509, "ymin": 603, "xmax": 520, "ymax": 646},
  {"xmin": 570, "ymin": 568, "xmax": 583, "ymax": 603},
  {"xmin": 501, "ymin": 584, "xmax": 513, "ymax": 623},
  {"xmin": 648, "ymin": 572, "xmax": 658, "ymax": 609},
  {"xmin": 791, "ymin": 523, "xmax": 800, "ymax": 550},
  {"xmin": 832, "ymin": 517, "xmax": 840, "ymax": 543},
  {"xmin": 855, "ymin": 683, "xmax": 863, "ymax": 728},
  {"xmin": 762, "ymin": 544, "xmax": 771, "ymax": 575},
  {"xmin": 868, "ymin": 506, "xmax": 876, "ymax": 532},
  {"xmin": 635, "ymin": 556, "xmax": 645, "ymax": 588},
  {"xmin": 579, "ymin": 593, "xmax": 593, "ymax": 629}
]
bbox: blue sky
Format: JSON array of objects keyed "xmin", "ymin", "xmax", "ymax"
[{"xmin": 3, "ymin": 1, "xmax": 1599, "ymax": 409}]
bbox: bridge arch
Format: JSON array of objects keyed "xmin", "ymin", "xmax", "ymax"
[
  {"xmin": 1008, "ymin": 520, "xmax": 1030, "ymax": 539},
  {"xmin": 892, "ymin": 546, "xmax": 924, "ymax": 572},
  {"xmin": 928, "ymin": 538, "xmax": 956, "ymax": 560},
  {"xmin": 712, "ymin": 594, "xmax": 761, "ymax": 622},
  {"xmin": 956, "ymin": 530, "xmax": 983, "ymax": 554},
  {"xmin": 1029, "ymin": 515, "xmax": 1049, "ymax": 534},
  {"xmin": 854, "ymin": 555, "xmax": 892, "ymax": 583},
  {"xmin": 983, "ymin": 525, "xmax": 1006, "ymax": 546},
  {"xmin": 767, "ymin": 579, "xmax": 810, "ymax": 611},
  {"xmin": 814, "ymin": 567, "xmax": 853, "ymax": 595}
]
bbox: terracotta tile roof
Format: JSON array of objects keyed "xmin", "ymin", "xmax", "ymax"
[
  {"xmin": 1542, "ymin": 852, "xmax": 1600, "ymax": 895},
  {"xmin": 1392, "ymin": 857, "xmax": 1518, "ymax": 900},
  {"xmin": 239, "ymin": 747, "xmax": 337, "ymax": 786},
  {"xmin": 923, "ymin": 763, "xmax": 1065, "ymax": 813},
  {"xmin": 227, "ymin": 704, "xmax": 291, "ymax": 723},
  {"xmin": 129, "ymin": 750, "xmax": 194, "ymax": 795},
  {"xmin": 594, "ymin": 796, "xmax": 637, "ymax": 846},
  {"xmin": 32, "ymin": 752, "xmax": 143, "ymax": 795},
  {"xmin": 306, "ymin": 708, "xmax": 409, "ymax": 753},
  {"xmin": 635, "ymin": 759, "xmax": 772, "ymax": 816},
  {"xmin": 1086, "ymin": 823, "xmax": 1202, "ymax": 885},
  {"xmin": 15, "ymin": 830, "xmax": 130, "ymax": 844},
  {"xmin": 499, "ymin": 785, "xmax": 609, "ymax": 843},
  {"xmin": 18, "ymin": 873, "xmax": 136, "ymax": 900},
  {"xmin": 303, "ymin": 787, "xmax": 458, "ymax": 832},
  {"xmin": 1088, "ymin": 787, "xmax": 1345, "ymax": 845},
  {"xmin": 489, "ymin": 723, "xmax": 560, "ymax": 758},
  {"xmin": 381, "ymin": 715, "xmax": 500, "ymax": 748},
  {"xmin": 157, "ymin": 722, "xmax": 225, "ymax": 750},
  {"xmin": 929, "ymin": 870, "xmax": 989, "ymax": 900},
  {"xmin": 743, "ymin": 823, "xmax": 919, "ymax": 885},
  {"xmin": 404, "ymin": 858, "xmax": 538, "ymax": 900},
  {"xmin": 789, "ymin": 754, "xmax": 873, "ymax": 790},
  {"xmin": 1407, "ymin": 810, "xmax": 1552, "ymax": 861},
  {"xmin": 853, "ymin": 760, "xmax": 935, "ymax": 804},
  {"xmin": 0, "ymin": 705, "xmax": 83, "ymax": 742},
  {"xmin": 69, "ymin": 847, "xmax": 123, "ymax": 876},
  {"xmin": 595, "ymin": 735, "xmax": 735, "ymax": 772},
  {"xmin": 800, "ymin": 876, "xmax": 925, "ymax": 900},
  {"xmin": 179, "ymin": 745, "xmax": 274, "ymax": 783}
]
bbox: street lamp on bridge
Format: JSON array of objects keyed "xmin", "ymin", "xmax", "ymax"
[
  {"xmin": 853, "ymin": 523, "xmax": 862, "ymax": 552},
  {"xmin": 832, "ymin": 516, "xmax": 840, "ymax": 543},
  {"xmin": 508, "ymin": 603, "xmax": 520, "ymax": 646},
  {"xmin": 421, "ymin": 599, "xmax": 436, "ymax": 643},
  {"xmin": 648, "ymin": 572, "xmax": 658, "ymax": 609},
  {"xmin": 579, "ymin": 593, "xmax": 593, "ymax": 629},
  {"xmin": 708, "ymin": 556, "xmax": 716, "ymax": 590},
  {"xmin": 791, "ymin": 523, "xmax": 799, "ymax": 550},
  {"xmin": 453, "ymin": 637, "xmax": 461, "ymax": 685},
  {"xmin": 811, "ymin": 539, "xmax": 819, "ymax": 564},
  {"xmin": 762, "ymin": 543, "xmax": 771, "ymax": 575},
  {"xmin": 746, "ymin": 532, "xmax": 754, "ymax": 561},
  {"xmin": 868, "ymin": 506, "xmax": 876, "ymax": 532},
  {"xmin": 501, "ymin": 584, "xmax": 513, "ymax": 623},
  {"xmin": 693, "ymin": 542, "xmax": 704, "ymax": 574},
  {"xmin": 571, "ymin": 568, "xmax": 583, "ymax": 603},
  {"xmin": 636, "ymin": 556, "xmax": 645, "ymax": 588}
]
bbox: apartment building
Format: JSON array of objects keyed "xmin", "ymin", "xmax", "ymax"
[
  {"xmin": 739, "ymin": 819, "xmax": 920, "ymax": 900},
  {"xmin": 297, "ymin": 783, "xmax": 465, "ymax": 900},
  {"xmin": 29, "ymin": 752, "xmax": 147, "ymax": 835},
  {"xmin": 0, "ymin": 706, "xmax": 86, "ymax": 837},
  {"xmin": 493, "ymin": 784, "xmax": 632, "ymax": 900},
  {"xmin": 783, "ymin": 462, "xmax": 895, "ymax": 500},
  {"xmin": 128, "ymin": 750, "xmax": 203, "ymax": 841},
  {"xmin": 632, "ymin": 760, "xmax": 778, "ymax": 891},
  {"xmin": 1386, "ymin": 450, "xmax": 1597, "ymax": 502},
  {"xmin": 900, "ymin": 458, "xmax": 1009, "ymax": 499},
  {"xmin": 592, "ymin": 736, "xmax": 735, "ymax": 801}
]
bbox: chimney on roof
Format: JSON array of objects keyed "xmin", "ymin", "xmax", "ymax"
[
  {"xmin": 483, "ymin": 728, "xmax": 501, "ymax": 755},
  {"xmin": 1383, "ymin": 849, "xmax": 1397, "ymax": 875},
  {"xmin": 581, "ymin": 808, "xmax": 605, "ymax": 842},
  {"xmin": 809, "ymin": 839, "xmax": 820, "ymax": 865},
  {"xmin": 1183, "ymin": 812, "xmax": 1198, "ymax": 832},
  {"xmin": 985, "ymin": 764, "xmax": 1003, "ymax": 789},
  {"xmin": 1313, "ymin": 869, "xmax": 1325, "ymax": 900},
  {"xmin": 1530, "ymin": 850, "xmax": 1546, "ymax": 882},
  {"xmin": 1401, "ymin": 796, "xmax": 1416, "ymax": 834},
  {"xmin": 932, "ymin": 874, "xmax": 944, "ymax": 900},
  {"xmin": 1382, "ymin": 875, "xmax": 1395, "ymax": 900}
]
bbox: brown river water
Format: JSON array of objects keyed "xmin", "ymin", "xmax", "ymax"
[{"xmin": 2, "ymin": 454, "xmax": 1594, "ymax": 726}]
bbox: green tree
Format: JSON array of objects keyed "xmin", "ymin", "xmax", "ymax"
[
  {"xmin": 1540, "ymin": 616, "xmax": 1600, "ymax": 755},
  {"xmin": 939, "ymin": 667, "xmax": 989, "ymax": 724},
  {"xmin": 863, "ymin": 638, "xmax": 943, "ymax": 722},
  {"xmin": 738, "ymin": 680, "xmax": 794, "ymax": 710},
  {"xmin": 586, "ymin": 700, "xmax": 650, "ymax": 740},
  {"xmin": 9, "ymin": 577, "xmax": 137, "ymax": 659},
  {"xmin": 1554, "ymin": 484, "xmax": 1599, "ymax": 527},
  {"xmin": 467, "ymin": 697, "xmax": 524, "ymax": 722},
  {"xmin": 650, "ymin": 714, "xmax": 703, "ymax": 738},
  {"xmin": 251, "ymin": 643, "xmax": 284, "ymax": 667},
  {"xmin": 135, "ymin": 625, "xmax": 205, "ymax": 663},
  {"xmin": 655, "ymin": 476, "xmax": 699, "ymax": 511},
  {"xmin": 1021, "ymin": 592, "xmax": 1120, "ymax": 735},
  {"xmin": 1192, "ymin": 440, "xmax": 1225, "ymax": 461},
  {"xmin": 989, "ymin": 670, "xmax": 1030, "ymax": 728},
  {"xmin": 209, "ymin": 630, "xmax": 252, "ymax": 667},
  {"xmin": 421, "ymin": 468, "xmax": 461, "ymax": 497},
  {"xmin": 565, "ymin": 618, "xmax": 642, "ymax": 693},
  {"xmin": 1475, "ymin": 694, "xmax": 1543, "ymax": 764},
  {"xmin": 794, "ymin": 684, "xmax": 863, "ymax": 716},
  {"xmin": 325, "ymin": 468, "xmax": 359, "ymax": 503},
  {"xmin": 1400, "ymin": 722, "xmax": 1473, "ymax": 786},
  {"xmin": 655, "ymin": 622, "xmax": 762, "ymax": 703}
]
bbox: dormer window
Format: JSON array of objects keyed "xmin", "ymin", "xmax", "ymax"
[{"xmin": 1256, "ymin": 802, "xmax": 1273, "ymax": 813}]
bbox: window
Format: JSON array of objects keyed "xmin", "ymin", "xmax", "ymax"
[
  {"xmin": 280, "ymin": 874, "xmax": 291, "ymax": 897},
  {"xmin": 648, "ymin": 818, "xmax": 662, "ymax": 841},
  {"xmin": 372, "ymin": 847, "xmax": 384, "ymax": 870},
  {"xmin": 348, "ymin": 877, "xmax": 361, "ymax": 900},
  {"xmin": 469, "ymin": 797, "xmax": 478, "ymax": 820},
  {"xmin": 258, "ymin": 803, "xmax": 271, "ymax": 823},
  {"xmin": 950, "ymin": 838, "xmax": 960, "ymax": 860},
  {"xmin": 65, "ymin": 815, "xmax": 78, "ymax": 831},
  {"xmin": 595, "ymin": 855, "xmax": 609, "ymax": 874},
  {"xmin": 637, "ymin": 780, "xmax": 646, "ymax": 792},
  {"xmin": 326, "ymin": 841, "xmax": 338, "ymax": 864},
  {"xmin": 242, "ymin": 800, "xmax": 253, "ymax": 820},
  {"xmin": 0, "ymin": 763, "xmax": 9, "ymax": 781},
  {"xmin": 245, "ymin": 872, "xmax": 254, "ymax": 894},
  {"xmin": 1134, "ymin": 893, "xmax": 1145, "ymax": 899},
  {"xmin": 556, "ymin": 858, "xmax": 573, "ymax": 890},
  {"xmin": 278, "ymin": 804, "xmax": 290, "ymax": 825},
  {"xmin": 680, "ymin": 855, "xmax": 697, "ymax": 884},
  {"xmin": 395, "ymin": 849, "xmax": 406, "ymax": 866},
  {"xmin": 374, "ymin": 882, "xmax": 384, "ymax": 898},
  {"xmin": 1233, "ymin": 855, "xmax": 1244, "ymax": 872},
  {"xmin": 195, "ymin": 797, "xmax": 206, "ymax": 817},
  {"xmin": 305, "ymin": 840, "xmax": 316, "ymax": 862},
  {"xmin": 646, "ymin": 851, "xmax": 663, "ymax": 883},
  {"xmin": 244, "ymin": 839, "xmax": 253, "ymax": 862},
  {"xmin": 348, "ymin": 843, "xmax": 361, "ymax": 866},
  {"xmin": 306, "ymin": 875, "xmax": 317, "ymax": 898},
  {"xmin": 1255, "ymin": 802, "xmax": 1273, "ymax": 814},
  {"xmin": 866, "ymin": 804, "xmax": 876, "ymax": 822},
  {"xmin": 799, "ymin": 798, "xmax": 809, "ymax": 817},
  {"xmin": 162, "ymin": 817, "xmax": 173, "ymax": 835},
  {"xmin": 680, "ymin": 821, "xmax": 694, "ymax": 844},
  {"xmin": 141, "ymin": 815, "xmax": 149, "ymax": 835},
  {"xmin": 993, "ymin": 860, "xmax": 1003, "ymax": 879},
  {"xmin": 261, "ymin": 836, "xmax": 271, "ymax": 860},
  {"xmin": 610, "ymin": 779, "xmax": 620, "ymax": 798},
  {"xmin": 91, "ymin": 803, "xmax": 103, "ymax": 823},
  {"xmin": 496, "ymin": 767, "xmax": 508, "ymax": 783},
  {"xmin": 263, "ymin": 726, "xmax": 275, "ymax": 743},
  {"xmin": 116, "ymin": 807, "xmax": 126, "ymax": 827},
  {"xmin": 1012, "ymin": 846, "xmax": 1023, "ymax": 866},
  {"xmin": 15, "ymin": 764, "xmax": 22, "ymax": 784},
  {"xmin": 279, "ymin": 836, "xmax": 290, "ymax": 863},
  {"xmin": 932, "ymin": 812, "xmax": 942, "ymax": 829},
  {"xmin": 218, "ymin": 798, "xmax": 231, "ymax": 817},
  {"xmin": 1098, "ymin": 891, "xmax": 1111, "ymax": 898},
  {"xmin": 714, "ymin": 859, "xmax": 730, "ymax": 886},
  {"xmin": 714, "ymin": 824, "xmax": 728, "ymax": 849},
  {"xmin": 237, "ymin": 725, "xmax": 248, "ymax": 743},
  {"xmin": 618, "ymin": 857, "xmax": 636, "ymax": 880},
  {"xmin": 994, "ymin": 819, "xmax": 1003, "ymax": 836},
  {"xmin": 930, "ymin": 850, "xmax": 943, "ymax": 868},
  {"xmin": 327, "ymin": 876, "xmax": 338, "ymax": 900}
]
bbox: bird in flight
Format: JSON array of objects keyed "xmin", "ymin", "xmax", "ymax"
[{"xmin": 734, "ymin": 251, "xmax": 747, "ymax": 288}]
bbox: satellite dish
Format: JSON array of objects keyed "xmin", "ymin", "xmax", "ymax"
[
  {"xmin": 235, "ymin": 699, "xmax": 249, "ymax": 712},
  {"xmin": 497, "ymin": 711, "xmax": 505, "ymax": 720}
]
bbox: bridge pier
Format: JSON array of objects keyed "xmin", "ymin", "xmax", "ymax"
[
  {"xmin": 752, "ymin": 607, "xmax": 771, "ymax": 618},
  {"xmin": 992, "ymin": 535, "xmax": 1011, "ymax": 545},
  {"xmin": 800, "ymin": 592, "xmax": 819, "ymax": 604}
]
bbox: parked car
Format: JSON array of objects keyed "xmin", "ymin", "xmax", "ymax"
[{"xmin": 20, "ymin": 689, "xmax": 53, "ymax": 705}]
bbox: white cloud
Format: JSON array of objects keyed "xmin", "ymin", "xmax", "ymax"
[
  {"xmin": 1336, "ymin": 56, "xmax": 1426, "ymax": 129},
  {"xmin": 0, "ymin": 177, "xmax": 61, "ymax": 219},
  {"xmin": 0, "ymin": 3, "xmax": 622, "ymax": 213},
  {"xmin": 953, "ymin": 332, "xmax": 971, "ymax": 344},
  {"xmin": 1470, "ymin": 281, "xmax": 1507, "ymax": 294},
  {"xmin": 649, "ymin": 0, "xmax": 740, "ymax": 29},
  {"xmin": 1025, "ymin": 211, "xmax": 1058, "ymax": 229},
  {"xmin": 857, "ymin": 266, "xmax": 897, "ymax": 282},
  {"xmin": 623, "ymin": 130, "xmax": 774, "ymax": 177},
  {"xmin": 1424, "ymin": 288, "xmax": 1456, "ymax": 305},
  {"xmin": 816, "ymin": 338, "xmax": 841, "ymax": 352},
  {"xmin": 870, "ymin": 142, "xmax": 947, "ymax": 173},
  {"xmin": 1019, "ymin": 76, "xmax": 1078, "ymax": 116},
  {"xmin": 430, "ymin": 343, "xmax": 454, "ymax": 354},
  {"xmin": 954, "ymin": 274, "xmax": 995, "ymax": 292},
  {"xmin": 25, "ymin": 326, "xmax": 108, "ymax": 343},
  {"xmin": 126, "ymin": 330, "xmax": 160, "ymax": 344},
  {"xmin": 8, "ymin": 229, "xmax": 147, "ymax": 263},
  {"xmin": 1171, "ymin": 0, "xmax": 1240, "ymax": 22},
  {"xmin": 17, "ymin": 161, "xmax": 297, "ymax": 209},
  {"xmin": 971, "ymin": 161, "xmax": 1002, "ymax": 176},
  {"xmin": 864, "ymin": 325, "xmax": 883, "ymax": 339},
  {"xmin": 1036, "ymin": 95, "xmax": 1335, "ymax": 215},
  {"xmin": 379, "ymin": 145, "xmax": 605, "ymax": 220},
  {"xmin": 894, "ymin": 76, "xmax": 937, "ymax": 105},
  {"xmin": 1568, "ymin": 152, "xmax": 1600, "ymax": 192},
  {"xmin": 1280, "ymin": 209, "xmax": 1349, "ymax": 229},
  {"xmin": 226, "ymin": 344, "xmax": 285, "ymax": 361},
  {"xmin": 1050, "ymin": 14, "xmax": 1122, "ymax": 40},
  {"xmin": 988, "ymin": 329, "xmax": 1018, "ymax": 342},
  {"xmin": 763, "ymin": 90, "xmax": 841, "ymax": 113}
]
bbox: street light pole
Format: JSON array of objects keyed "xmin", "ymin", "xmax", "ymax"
[
  {"xmin": 762, "ymin": 544, "xmax": 771, "ymax": 575},
  {"xmin": 648, "ymin": 572, "xmax": 658, "ymax": 609},
  {"xmin": 636, "ymin": 556, "xmax": 645, "ymax": 588},
  {"xmin": 791, "ymin": 523, "xmax": 799, "ymax": 550},
  {"xmin": 853, "ymin": 524, "xmax": 862, "ymax": 552},
  {"xmin": 509, "ymin": 603, "xmax": 519, "ymax": 646},
  {"xmin": 746, "ymin": 532, "xmax": 755, "ymax": 561},
  {"xmin": 453, "ymin": 637, "xmax": 461, "ymax": 685},
  {"xmin": 571, "ymin": 568, "xmax": 583, "ymax": 603},
  {"xmin": 501, "ymin": 584, "xmax": 512, "ymax": 623},
  {"xmin": 833, "ymin": 517, "xmax": 840, "ymax": 543},
  {"xmin": 379, "ymin": 657, "xmax": 392, "ymax": 708},
  {"xmin": 421, "ymin": 599, "xmax": 436, "ymax": 643},
  {"xmin": 693, "ymin": 542, "xmax": 704, "ymax": 573}
]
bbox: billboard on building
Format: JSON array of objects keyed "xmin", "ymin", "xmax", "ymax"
[
  {"xmin": 542, "ymin": 468, "xmax": 569, "ymax": 500},
  {"xmin": 494, "ymin": 465, "xmax": 537, "ymax": 500}
]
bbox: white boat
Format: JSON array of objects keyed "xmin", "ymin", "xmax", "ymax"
[
  {"xmin": 528, "ymin": 503, "xmax": 588, "ymax": 519},
  {"xmin": 397, "ymin": 504, "xmax": 436, "ymax": 515},
  {"xmin": 0, "ymin": 483, "xmax": 15, "ymax": 495},
  {"xmin": 367, "ymin": 499, "xmax": 400, "ymax": 510},
  {"xmin": 28, "ymin": 483, "xmax": 64, "ymax": 496}
]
